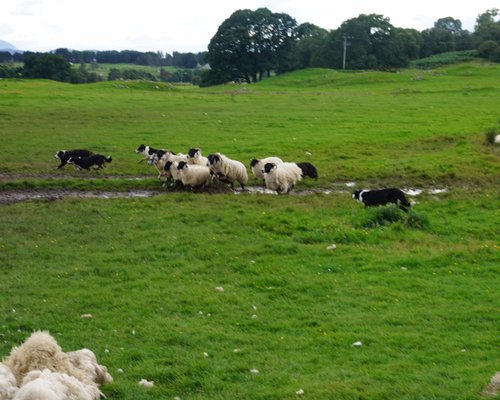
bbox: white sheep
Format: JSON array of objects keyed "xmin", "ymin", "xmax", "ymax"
[
  {"xmin": 14, "ymin": 369, "xmax": 101, "ymax": 400},
  {"xmin": 262, "ymin": 162, "xmax": 302, "ymax": 194},
  {"xmin": 2, "ymin": 331, "xmax": 112, "ymax": 397},
  {"xmin": 250, "ymin": 157, "xmax": 283, "ymax": 181},
  {"xmin": 0, "ymin": 363, "xmax": 18, "ymax": 400},
  {"xmin": 177, "ymin": 161, "xmax": 213, "ymax": 189},
  {"xmin": 187, "ymin": 148, "xmax": 209, "ymax": 166},
  {"xmin": 207, "ymin": 153, "xmax": 248, "ymax": 189},
  {"xmin": 3, "ymin": 331, "xmax": 79, "ymax": 386}
]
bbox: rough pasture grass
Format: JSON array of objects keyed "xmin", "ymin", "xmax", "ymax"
[
  {"xmin": 0, "ymin": 62, "xmax": 499, "ymax": 188},
  {"xmin": 0, "ymin": 62, "xmax": 499, "ymax": 398},
  {"xmin": 0, "ymin": 190, "xmax": 499, "ymax": 399}
]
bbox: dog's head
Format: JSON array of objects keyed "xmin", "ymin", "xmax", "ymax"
[
  {"xmin": 136, "ymin": 144, "xmax": 146, "ymax": 154},
  {"xmin": 55, "ymin": 150, "xmax": 65, "ymax": 160},
  {"xmin": 352, "ymin": 190, "xmax": 361, "ymax": 200}
]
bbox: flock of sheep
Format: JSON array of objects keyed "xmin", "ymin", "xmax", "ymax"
[
  {"xmin": 136, "ymin": 144, "xmax": 318, "ymax": 194},
  {"xmin": 0, "ymin": 331, "xmax": 112, "ymax": 400}
]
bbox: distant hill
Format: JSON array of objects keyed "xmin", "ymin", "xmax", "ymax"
[{"xmin": 0, "ymin": 40, "xmax": 23, "ymax": 54}]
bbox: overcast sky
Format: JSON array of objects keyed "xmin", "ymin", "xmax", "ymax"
[{"xmin": 1, "ymin": 0, "xmax": 498, "ymax": 53}]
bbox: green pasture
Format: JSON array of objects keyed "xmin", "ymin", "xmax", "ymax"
[
  {"xmin": 0, "ymin": 61, "xmax": 499, "ymax": 187},
  {"xmin": 0, "ymin": 62, "xmax": 499, "ymax": 399}
]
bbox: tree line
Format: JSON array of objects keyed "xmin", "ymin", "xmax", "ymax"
[
  {"xmin": 0, "ymin": 8, "xmax": 498, "ymax": 84},
  {"xmin": 0, "ymin": 49, "xmax": 208, "ymax": 83},
  {"xmin": 0, "ymin": 49, "xmax": 207, "ymax": 68},
  {"xmin": 202, "ymin": 8, "xmax": 499, "ymax": 85}
]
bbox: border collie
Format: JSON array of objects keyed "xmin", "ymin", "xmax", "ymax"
[
  {"xmin": 353, "ymin": 188, "xmax": 411, "ymax": 212},
  {"xmin": 54, "ymin": 149, "xmax": 93, "ymax": 169},
  {"xmin": 68, "ymin": 154, "xmax": 112, "ymax": 170},
  {"xmin": 136, "ymin": 144, "xmax": 163, "ymax": 163}
]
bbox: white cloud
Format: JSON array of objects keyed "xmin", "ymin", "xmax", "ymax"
[{"xmin": 1, "ymin": 0, "xmax": 497, "ymax": 52}]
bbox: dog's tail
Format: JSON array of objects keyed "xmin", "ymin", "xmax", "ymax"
[{"xmin": 106, "ymin": 156, "xmax": 112, "ymax": 163}]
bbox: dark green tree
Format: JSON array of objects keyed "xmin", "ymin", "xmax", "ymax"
[
  {"xmin": 324, "ymin": 14, "xmax": 398, "ymax": 69},
  {"xmin": 108, "ymin": 68, "xmax": 122, "ymax": 81},
  {"xmin": 23, "ymin": 53, "xmax": 71, "ymax": 82},
  {"xmin": 420, "ymin": 17, "xmax": 471, "ymax": 57},
  {"xmin": 205, "ymin": 8, "xmax": 298, "ymax": 84},
  {"xmin": 289, "ymin": 23, "xmax": 329, "ymax": 69},
  {"xmin": 473, "ymin": 8, "xmax": 500, "ymax": 61}
]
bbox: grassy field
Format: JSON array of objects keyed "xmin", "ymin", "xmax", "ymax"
[{"xmin": 0, "ymin": 62, "xmax": 499, "ymax": 399}]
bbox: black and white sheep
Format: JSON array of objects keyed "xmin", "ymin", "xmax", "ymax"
[
  {"xmin": 148, "ymin": 150, "xmax": 187, "ymax": 180},
  {"xmin": 187, "ymin": 148, "xmax": 209, "ymax": 166},
  {"xmin": 296, "ymin": 162, "xmax": 318, "ymax": 179},
  {"xmin": 262, "ymin": 162, "xmax": 303, "ymax": 194},
  {"xmin": 177, "ymin": 161, "xmax": 213, "ymax": 189},
  {"xmin": 207, "ymin": 153, "xmax": 248, "ymax": 190},
  {"xmin": 250, "ymin": 157, "xmax": 283, "ymax": 181}
]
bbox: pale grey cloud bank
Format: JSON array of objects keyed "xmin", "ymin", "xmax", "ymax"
[{"xmin": 1, "ymin": 0, "xmax": 497, "ymax": 53}]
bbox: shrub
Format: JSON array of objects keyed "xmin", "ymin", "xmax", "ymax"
[
  {"xmin": 484, "ymin": 126, "xmax": 499, "ymax": 145},
  {"xmin": 360, "ymin": 204, "xmax": 429, "ymax": 230}
]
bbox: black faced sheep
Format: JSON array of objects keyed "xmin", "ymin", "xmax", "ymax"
[
  {"xmin": 250, "ymin": 157, "xmax": 283, "ymax": 181},
  {"xmin": 207, "ymin": 153, "xmax": 248, "ymax": 190},
  {"xmin": 187, "ymin": 148, "xmax": 209, "ymax": 166},
  {"xmin": 177, "ymin": 161, "xmax": 213, "ymax": 189}
]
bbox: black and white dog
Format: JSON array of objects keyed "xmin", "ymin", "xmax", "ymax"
[
  {"xmin": 68, "ymin": 154, "xmax": 112, "ymax": 170},
  {"xmin": 353, "ymin": 188, "xmax": 411, "ymax": 212},
  {"xmin": 54, "ymin": 149, "xmax": 93, "ymax": 169},
  {"xmin": 136, "ymin": 144, "xmax": 163, "ymax": 163}
]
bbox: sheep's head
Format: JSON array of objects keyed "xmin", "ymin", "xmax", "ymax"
[
  {"xmin": 177, "ymin": 161, "xmax": 188, "ymax": 170},
  {"xmin": 67, "ymin": 349, "xmax": 113, "ymax": 385},
  {"xmin": 188, "ymin": 148, "xmax": 201, "ymax": 158},
  {"xmin": 263, "ymin": 163, "xmax": 276, "ymax": 174},
  {"xmin": 250, "ymin": 158, "xmax": 259, "ymax": 167}
]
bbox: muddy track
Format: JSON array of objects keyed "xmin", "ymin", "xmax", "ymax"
[
  {"xmin": 0, "ymin": 172, "xmax": 449, "ymax": 204},
  {"xmin": 0, "ymin": 172, "xmax": 151, "ymax": 181}
]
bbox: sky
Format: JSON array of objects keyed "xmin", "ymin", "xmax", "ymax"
[{"xmin": 1, "ymin": 0, "xmax": 498, "ymax": 53}]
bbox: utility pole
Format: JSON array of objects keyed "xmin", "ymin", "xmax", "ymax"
[{"xmin": 342, "ymin": 35, "xmax": 348, "ymax": 70}]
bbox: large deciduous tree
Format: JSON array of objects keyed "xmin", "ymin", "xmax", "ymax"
[
  {"xmin": 325, "ymin": 14, "xmax": 410, "ymax": 69},
  {"xmin": 205, "ymin": 8, "xmax": 298, "ymax": 84},
  {"xmin": 474, "ymin": 8, "xmax": 500, "ymax": 61}
]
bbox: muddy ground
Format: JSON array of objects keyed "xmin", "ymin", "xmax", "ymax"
[{"xmin": 0, "ymin": 172, "xmax": 447, "ymax": 204}]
